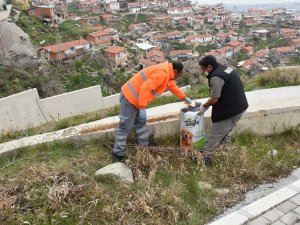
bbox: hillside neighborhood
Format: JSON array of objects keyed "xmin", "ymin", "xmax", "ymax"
[
  {"xmin": 0, "ymin": 1, "xmax": 300, "ymax": 224},
  {"xmin": 1, "ymin": 0, "xmax": 300, "ymax": 82}
]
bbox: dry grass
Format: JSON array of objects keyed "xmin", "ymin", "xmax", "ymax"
[
  {"xmin": 0, "ymin": 129, "xmax": 299, "ymax": 224},
  {"xmin": 245, "ymin": 68, "xmax": 300, "ymax": 91}
]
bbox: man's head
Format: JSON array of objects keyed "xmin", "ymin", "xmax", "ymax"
[
  {"xmin": 172, "ymin": 61, "xmax": 184, "ymax": 79},
  {"xmin": 198, "ymin": 55, "xmax": 217, "ymax": 76}
]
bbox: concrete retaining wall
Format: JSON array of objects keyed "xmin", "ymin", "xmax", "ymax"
[
  {"xmin": 145, "ymin": 106, "xmax": 300, "ymax": 139},
  {"xmin": 40, "ymin": 86, "xmax": 104, "ymax": 120},
  {"xmin": 0, "ymin": 89, "xmax": 47, "ymax": 132},
  {"xmin": 0, "ymin": 84, "xmax": 190, "ymax": 133}
]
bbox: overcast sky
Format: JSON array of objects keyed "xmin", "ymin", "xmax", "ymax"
[{"xmin": 193, "ymin": 0, "xmax": 300, "ymax": 4}]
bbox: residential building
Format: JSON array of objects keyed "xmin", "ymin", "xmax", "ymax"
[
  {"xmin": 104, "ymin": 0, "xmax": 120, "ymax": 12},
  {"xmin": 147, "ymin": 15, "xmax": 172, "ymax": 27},
  {"xmin": 251, "ymin": 49, "xmax": 269, "ymax": 63},
  {"xmin": 272, "ymin": 46, "xmax": 296, "ymax": 57},
  {"xmin": 167, "ymin": 6, "xmax": 193, "ymax": 15},
  {"xmin": 85, "ymin": 30, "xmax": 112, "ymax": 47},
  {"xmin": 225, "ymin": 40, "xmax": 245, "ymax": 53},
  {"xmin": 187, "ymin": 15, "xmax": 205, "ymax": 30},
  {"xmin": 288, "ymin": 39, "xmax": 300, "ymax": 48},
  {"xmin": 208, "ymin": 46, "xmax": 233, "ymax": 59},
  {"xmin": 100, "ymin": 14, "xmax": 118, "ymax": 23},
  {"xmin": 128, "ymin": 23, "xmax": 149, "ymax": 34},
  {"xmin": 169, "ymin": 49, "xmax": 193, "ymax": 60},
  {"xmin": 242, "ymin": 45, "xmax": 254, "ymax": 55},
  {"xmin": 28, "ymin": 6, "xmax": 55, "ymax": 23},
  {"xmin": 139, "ymin": 58, "xmax": 157, "ymax": 68},
  {"xmin": 103, "ymin": 46, "xmax": 127, "ymax": 66},
  {"xmin": 127, "ymin": 2, "xmax": 141, "ymax": 14},
  {"xmin": 166, "ymin": 31, "xmax": 184, "ymax": 40},
  {"xmin": 39, "ymin": 39, "xmax": 92, "ymax": 61},
  {"xmin": 280, "ymin": 28, "xmax": 298, "ymax": 38},
  {"xmin": 243, "ymin": 16, "xmax": 256, "ymax": 26},
  {"xmin": 139, "ymin": 48, "xmax": 165, "ymax": 68},
  {"xmin": 76, "ymin": 0, "xmax": 100, "ymax": 13},
  {"xmin": 186, "ymin": 34, "xmax": 214, "ymax": 43},
  {"xmin": 237, "ymin": 58, "xmax": 257, "ymax": 72},
  {"xmin": 79, "ymin": 16, "xmax": 100, "ymax": 25}
]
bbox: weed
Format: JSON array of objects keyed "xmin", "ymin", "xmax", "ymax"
[{"xmin": 0, "ymin": 129, "xmax": 299, "ymax": 224}]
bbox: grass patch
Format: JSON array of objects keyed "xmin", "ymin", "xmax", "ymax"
[
  {"xmin": 244, "ymin": 68, "xmax": 300, "ymax": 91},
  {"xmin": 0, "ymin": 129, "xmax": 299, "ymax": 224}
]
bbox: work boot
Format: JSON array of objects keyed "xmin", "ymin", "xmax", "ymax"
[
  {"xmin": 112, "ymin": 152, "xmax": 125, "ymax": 162},
  {"xmin": 201, "ymin": 151, "xmax": 213, "ymax": 166}
]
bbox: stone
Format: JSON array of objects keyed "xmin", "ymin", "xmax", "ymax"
[
  {"xmin": 95, "ymin": 162, "xmax": 134, "ymax": 184},
  {"xmin": 268, "ymin": 149, "xmax": 278, "ymax": 157},
  {"xmin": 198, "ymin": 181, "xmax": 212, "ymax": 189},
  {"xmin": 214, "ymin": 188, "xmax": 230, "ymax": 195}
]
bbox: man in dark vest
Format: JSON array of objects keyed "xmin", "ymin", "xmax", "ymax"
[{"xmin": 197, "ymin": 55, "xmax": 248, "ymax": 158}]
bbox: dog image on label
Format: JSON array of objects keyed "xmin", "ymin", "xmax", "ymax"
[
  {"xmin": 180, "ymin": 105, "xmax": 206, "ymax": 153},
  {"xmin": 181, "ymin": 128, "xmax": 194, "ymax": 150}
]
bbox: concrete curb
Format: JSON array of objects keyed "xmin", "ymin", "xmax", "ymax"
[{"xmin": 207, "ymin": 179, "xmax": 300, "ymax": 225}]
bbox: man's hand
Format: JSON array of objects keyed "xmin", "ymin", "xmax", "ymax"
[
  {"xmin": 197, "ymin": 105, "xmax": 208, "ymax": 115},
  {"xmin": 184, "ymin": 97, "xmax": 192, "ymax": 105},
  {"xmin": 139, "ymin": 109, "xmax": 147, "ymax": 121}
]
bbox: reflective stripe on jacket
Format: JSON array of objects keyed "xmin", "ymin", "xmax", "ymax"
[{"xmin": 121, "ymin": 62, "xmax": 186, "ymax": 109}]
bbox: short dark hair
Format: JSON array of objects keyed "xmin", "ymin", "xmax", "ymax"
[
  {"xmin": 199, "ymin": 55, "xmax": 218, "ymax": 69},
  {"xmin": 171, "ymin": 61, "xmax": 183, "ymax": 73}
]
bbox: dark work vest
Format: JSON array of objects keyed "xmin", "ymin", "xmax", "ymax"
[{"xmin": 207, "ymin": 63, "xmax": 248, "ymax": 122}]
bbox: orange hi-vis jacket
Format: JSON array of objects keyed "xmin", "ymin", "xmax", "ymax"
[{"xmin": 121, "ymin": 62, "xmax": 187, "ymax": 109}]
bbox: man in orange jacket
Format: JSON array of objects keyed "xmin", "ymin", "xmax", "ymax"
[{"xmin": 112, "ymin": 61, "xmax": 192, "ymax": 162}]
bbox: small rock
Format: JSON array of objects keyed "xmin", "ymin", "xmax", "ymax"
[
  {"xmin": 198, "ymin": 181, "xmax": 212, "ymax": 189},
  {"xmin": 214, "ymin": 188, "xmax": 230, "ymax": 195},
  {"xmin": 187, "ymin": 213, "xmax": 193, "ymax": 219},
  {"xmin": 95, "ymin": 162, "xmax": 134, "ymax": 184},
  {"xmin": 268, "ymin": 149, "xmax": 278, "ymax": 157},
  {"xmin": 296, "ymin": 149, "xmax": 300, "ymax": 154}
]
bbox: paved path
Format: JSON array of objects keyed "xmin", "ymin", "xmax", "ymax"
[{"xmin": 208, "ymin": 179, "xmax": 300, "ymax": 225}]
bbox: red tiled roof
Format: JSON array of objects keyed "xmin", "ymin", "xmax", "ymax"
[
  {"xmin": 216, "ymin": 47, "xmax": 228, "ymax": 54},
  {"xmin": 88, "ymin": 30, "xmax": 111, "ymax": 38},
  {"xmin": 94, "ymin": 26, "xmax": 104, "ymax": 31},
  {"xmin": 273, "ymin": 46, "xmax": 294, "ymax": 53},
  {"xmin": 217, "ymin": 32, "xmax": 227, "ymax": 38},
  {"xmin": 207, "ymin": 50, "xmax": 220, "ymax": 56},
  {"xmin": 280, "ymin": 28, "xmax": 297, "ymax": 33},
  {"xmin": 253, "ymin": 50, "xmax": 268, "ymax": 58},
  {"xmin": 104, "ymin": 46, "xmax": 126, "ymax": 54},
  {"xmin": 167, "ymin": 31, "xmax": 182, "ymax": 36},
  {"xmin": 239, "ymin": 59, "xmax": 256, "ymax": 69},
  {"xmin": 43, "ymin": 39, "xmax": 89, "ymax": 53},
  {"xmin": 146, "ymin": 49, "xmax": 164, "ymax": 58},
  {"xmin": 128, "ymin": 2, "xmax": 140, "ymax": 7},
  {"xmin": 289, "ymin": 39, "xmax": 300, "ymax": 45},
  {"xmin": 226, "ymin": 41, "xmax": 242, "ymax": 47},
  {"xmin": 243, "ymin": 46, "xmax": 254, "ymax": 52},
  {"xmin": 169, "ymin": 49, "xmax": 192, "ymax": 55},
  {"xmin": 139, "ymin": 58, "xmax": 158, "ymax": 66}
]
